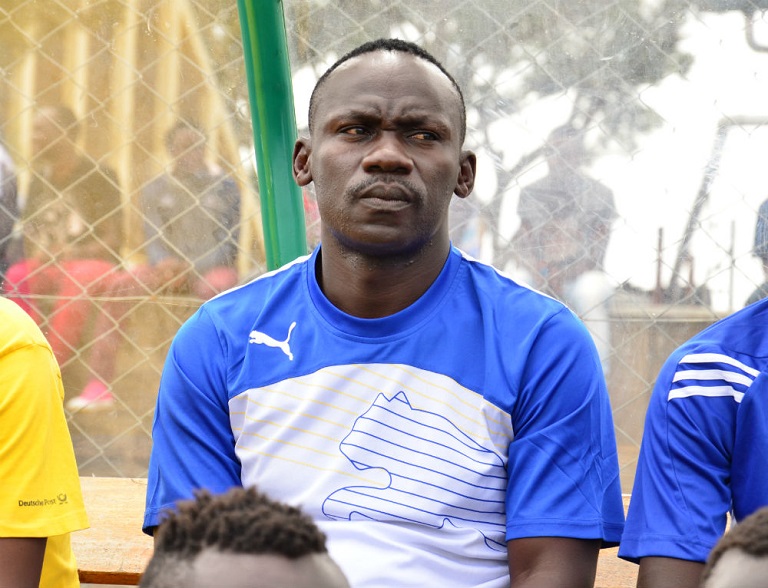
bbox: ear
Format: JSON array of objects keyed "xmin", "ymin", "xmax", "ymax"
[
  {"xmin": 453, "ymin": 150, "xmax": 476, "ymax": 199},
  {"xmin": 293, "ymin": 137, "xmax": 312, "ymax": 187}
]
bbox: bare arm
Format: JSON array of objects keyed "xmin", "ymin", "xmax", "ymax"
[
  {"xmin": 0, "ymin": 537, "xmax": 46, "ymax": 588},
  {"xmin": 636, "ymin": 556, "xmax": 703, "ymax": 588},
  {"xmin": 507, "ymin": 537, "xmax": 600, "ymax": 588}
]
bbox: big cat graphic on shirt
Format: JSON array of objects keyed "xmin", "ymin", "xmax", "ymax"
[{"xmin": 323, "ymin": 391, "xmax": 507, "ymax": 551}]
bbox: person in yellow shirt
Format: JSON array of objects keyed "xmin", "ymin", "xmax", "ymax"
[{"xmin": 0, "ymin": 297, "xmax": 89, "ymax": 587}]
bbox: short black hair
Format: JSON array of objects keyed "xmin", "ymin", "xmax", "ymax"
[
  {"xmin": 308, "ymin": 38, "xmax": 466, "ymax": 143},
  {"xmin": 139, "ymin": 486, "xmax": 328, "ymax": 587},
  {"xmin": 701, "ymin": 507, "xmax": 768, "ymax": 584}
]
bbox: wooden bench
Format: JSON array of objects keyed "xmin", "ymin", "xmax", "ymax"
[
  {"xmin": 74, "ymin": 478, "xmax": 638, "ymax": 586},
  {"xmin": 75, "ymin": 477, "xmax": 153, "ymax": 585}
]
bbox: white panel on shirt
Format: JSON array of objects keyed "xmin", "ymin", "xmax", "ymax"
[{"xmin": 230, "ymin": 363, "xmax": 515, "ymax": 588}]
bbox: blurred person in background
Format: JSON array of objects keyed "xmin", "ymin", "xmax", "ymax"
[
  {"xmin": 140, "ymin": 120, "xmax": 240, "ymax": 300},
  {"xmin": 0, "ymin": 296, "xmax": 89, "ymax": 588},
  {"xmin": 139, "ymin": 486, "xmax": 350, "ymax": 588},
  {"xmin": 512, "ymin": 124, "xmax": 617, "ymax": 374},
  {"xmin": 0, "ymin": 136, "xmax": 18, "ymax": 280},
  {"xmin": 746, "ymin": 198, "xmax": 768, "ymax": 306},
  {"xmin": 2, "ymin": 104, "xmax": 123, "ymax": 404},
  {"xmin": 68, "ymin": 120, "xmax": 240, "ymax": 411}
]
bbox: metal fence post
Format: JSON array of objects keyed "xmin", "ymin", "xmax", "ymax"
[{"xmin": 237, "ymin": 0, "xmax": 307, "ymax": 270}]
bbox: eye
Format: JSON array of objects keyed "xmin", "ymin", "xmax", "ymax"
[
  {"xmin": 410, "ymin": 130, "xmax": 439, "ymax": 141},
  {"xmin": 340, "ymin": 126, "xmax": 369, "ymax": 136}
]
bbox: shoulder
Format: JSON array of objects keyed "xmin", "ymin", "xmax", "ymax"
[
  {"xmin": 649, "ymin": 302, "xmax": 768, "ymax": 411},
  {"xmin": 685, "ymin": 300, "xmax": 768, "ymax": 359},
  {"xmin": 0, "ymin": 298, "xmax": 48, "ymax": 352},
  {"xmin": 189, "ymin": 255, "xmax": 310, "ymax": 327},
  {"xmin": 457, "ymin": 251, "xmax": 576, "ymax": 329}
]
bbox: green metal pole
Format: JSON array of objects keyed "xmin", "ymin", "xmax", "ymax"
[{"xmin": 237, "ymin": 0, "xmax": 306, "ymax": 270}]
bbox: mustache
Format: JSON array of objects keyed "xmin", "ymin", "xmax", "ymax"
[{"xmin": 348, "ymin": 176, "xmax": 423, "ymax": 199}]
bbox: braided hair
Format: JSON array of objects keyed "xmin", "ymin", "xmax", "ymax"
[{"xmin": 140, "ymin": 486, "xmax": 327, "ymax": 587}]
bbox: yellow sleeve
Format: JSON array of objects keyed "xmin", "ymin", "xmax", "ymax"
[{"xmin": 0, "ymin": 303, "xmax": 89, "ymax": 538}]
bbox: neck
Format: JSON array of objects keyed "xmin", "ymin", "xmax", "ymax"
[{"xmin": 317, "ymin": 239, "xmax": 450, "ymax": 318}]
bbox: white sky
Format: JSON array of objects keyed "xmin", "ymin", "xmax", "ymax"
[{"xmin": 597, "ymin": 10, "xmax": 768, "ymax": 311}]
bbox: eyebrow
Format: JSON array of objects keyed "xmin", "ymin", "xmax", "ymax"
[{"xmin": 327, "ymin": 107, "xmax": 453, "ymax": 136}]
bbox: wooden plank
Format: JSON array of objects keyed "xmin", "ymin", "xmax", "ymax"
[
  {"xmin": 72, "ymin": 478, "xmax": 637, "ymax": 586},
  {"xmin": 74, "ymin": 477, "xmax": 152, "ymax": 585}
]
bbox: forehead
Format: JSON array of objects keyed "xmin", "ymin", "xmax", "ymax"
[
  {"xmin": 314, "ymin": 51, "xmax": 462, "ymax": 126},
  {"xmin": 189, "ymin": 550, "xmax": 349, "ymax": 588},
  {"xmin": 705, "ymin": 549, "xmax": 768, "ymax": 588}
]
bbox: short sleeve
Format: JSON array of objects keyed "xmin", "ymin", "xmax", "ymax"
[
  {"xmin": 143, "ymin": 306, "xmax": 242, "ymax": 533},
  {"xmin": 732, "ymin": 370, "xmax": 768, "ymax": 521},
  {"xmin": 0, "ymin": 313, "xmax": 88, "ymax": 538},
  {"xmin": 504, "ymin": 307, "xmax": 625, "ymax": 545},
  {"xmin": 619, "ymin": 350, "xmax": 748, "ymax": 563}
]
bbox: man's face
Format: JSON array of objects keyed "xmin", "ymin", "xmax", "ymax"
[
  {"xmin": 187, "ymin": 550, "xmax": 350, "ymax": 588},
  {"xmin": 169, "ymin": 128, "xmax": 206, "ymax": 175},
  {"xmin": 294, "ymin": 51, "xmax": 475, "ymax": 258},
  {"xmin": 31, "ymin": 108, "xmax": 71, "ymax": 165},
  {"xmin": 704, "ymin": 549, "xmax": 768, "ymax": 588}
]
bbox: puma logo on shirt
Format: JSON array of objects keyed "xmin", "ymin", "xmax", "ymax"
[{"xmin": 249, "ymin": 322, "xmax": 297, "ymax": 360}]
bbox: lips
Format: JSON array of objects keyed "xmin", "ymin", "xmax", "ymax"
[
  {"xmin": 358, "ymin": 179, "xmax": 414, "ymax": 200},
  {"xmin": 357, "ymin": 183, "xmax": 414, "ymax": 212}
]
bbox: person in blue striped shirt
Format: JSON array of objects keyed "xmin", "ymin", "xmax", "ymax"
[
  {"xmin": 746, "ymin": 199, "xmax": 768, "ymax": 306},
  {"xmin": 619, "ymin": 297, "xmax": 768, "ymax": 588}
]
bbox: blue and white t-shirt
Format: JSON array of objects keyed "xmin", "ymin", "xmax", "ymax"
[
  {"xmin": 620, "ymin": 297, "xmax": 768, "ymax": 564},
  {"xmin": 144, "ymin": 245, "xmax": 625, "ymax": 587}
]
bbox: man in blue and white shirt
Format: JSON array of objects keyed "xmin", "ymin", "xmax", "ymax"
[{"xmin": 144, "ymin": 38, "xmax": 625, "ymax": 588}]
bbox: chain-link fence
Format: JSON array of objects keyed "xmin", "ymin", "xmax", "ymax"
[{"xmin": 1, "ymin": 0, "xmax": 767, "ymax": 492}]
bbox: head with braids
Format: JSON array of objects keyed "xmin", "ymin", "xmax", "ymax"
[
  {"xmin": 700, "ymin": 507, "xmax": 768, "ymax": 588},
  {"xmin": 139, "ymin": 486, "xmax": 349, "ymax": 588}
]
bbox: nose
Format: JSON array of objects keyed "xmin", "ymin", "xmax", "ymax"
[{"xmin": 362, "ymin": 132, "xmax": 413, "ymax": 174}]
